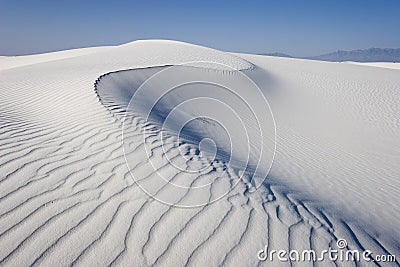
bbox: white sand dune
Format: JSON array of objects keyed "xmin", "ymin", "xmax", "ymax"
[
  {"xmin": 0, "ymin": 46, "xmax": 115, "ymax": 71},
  {"xmin": 0, "ymin": 40, "xmax": 399, "ymax": 266},
  {"xmin": 345, "ymin": 61, "xmax": 400, "ymax": 70}
]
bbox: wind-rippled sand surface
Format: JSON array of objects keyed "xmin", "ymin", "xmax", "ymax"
[{"xmin": 0, "ymin": 40, "xmax": 399, "ymax": 266}]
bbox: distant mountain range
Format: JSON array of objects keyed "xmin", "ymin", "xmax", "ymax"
[
  {"xmin": 260, "ymin": 52, "xmax": 293, "ymax": 58},
  {"xmin": 262, "ymin": 48, "xmax": 400, "ymax": 62}
]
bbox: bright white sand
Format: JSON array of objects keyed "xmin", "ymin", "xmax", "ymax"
[
  {"xmin": 0, "ymin": 46, "xmax": 115, "ymax": 71},
  {"xmin": 0, "ymin": 40, "xmax": 399, "ymax": 266},
  {"xmin": 346, "ymin": 61, "xmax": 400, "ymax": 70}
]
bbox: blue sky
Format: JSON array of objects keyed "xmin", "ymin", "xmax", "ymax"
[{"xmin": 1, "ymin": 0, "xmax": 399, "ymax": 56}]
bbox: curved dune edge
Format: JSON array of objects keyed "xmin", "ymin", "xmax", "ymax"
[
  {"xmin": 93, "ymin": 62, "xmax": 398, "ymax": 263},
  {"xmin": 0, "ymin": 40, "xmax": 398, "ymax": 265}
]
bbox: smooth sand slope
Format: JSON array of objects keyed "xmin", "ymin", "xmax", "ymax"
[
  {"xmin": 0, "ymin": 40, "xmax": 399, "ymax": 266},
  {"xmin": 346, "ymin": 61, "xmax": 400, "ymax": 70}
]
